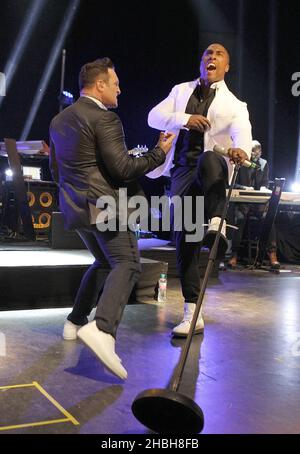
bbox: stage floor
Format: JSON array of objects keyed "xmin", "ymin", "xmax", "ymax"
[{"xmin": 1, "ymin": 266, "xmax": 300, "ymax": 434}]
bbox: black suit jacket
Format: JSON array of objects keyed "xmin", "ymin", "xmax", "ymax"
[{"xmin": 49, "ymin": 97, "xmax": 166, "ymax": 229}]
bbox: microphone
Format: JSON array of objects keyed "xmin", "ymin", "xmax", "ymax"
[{"xmin": 213, "ymin": 144, "xmax": 260, "ymax": 170}]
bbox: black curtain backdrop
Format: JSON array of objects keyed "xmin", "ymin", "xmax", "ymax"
[
  {"xmin": 276, "ymin": 212, "xmax": 300, "ymax": 263},
  {"xmin": 0, "ymin": 0, "xmax": 300, "ymax": 185}
]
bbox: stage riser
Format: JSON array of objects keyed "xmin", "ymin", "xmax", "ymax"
[
  {"xmin": 140, "ymin": 249, "xmax": 219, "ymax": 278},
  {"xmin": 0, "ymin": 258, "xmax": 167, "ymax": 311}
]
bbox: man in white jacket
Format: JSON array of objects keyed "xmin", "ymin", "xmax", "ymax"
[{"xmin": 148, "ymin": 43, "xmax": 252, "ymax": 337}]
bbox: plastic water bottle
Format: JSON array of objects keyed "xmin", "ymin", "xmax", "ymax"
[
  {"xmin": 134, "ymin": 223, "xmax": 140, "ymax": 240},
  {"xmin": 158, "ymin": 273, "xmax": 167, "ymax": 303}
]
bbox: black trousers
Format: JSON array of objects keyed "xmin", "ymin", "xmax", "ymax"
[
  {"xmin": 68, "ymin": 226, "xmax": 141, "ymax": 338},
  {"xmin": 170, "ymin": 151, "xmax": 228, "ymax": 303}
]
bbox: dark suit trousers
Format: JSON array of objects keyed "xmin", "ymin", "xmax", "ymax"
[
  {"xmin": 171, "ymin": 150, "xmax": 228, "ymax": 303},
  {"xmin": 68, "ymin": 227, "xmax": 141, "ymax": 338}
]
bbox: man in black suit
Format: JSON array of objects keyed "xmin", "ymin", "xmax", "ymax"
[
  {"xmin": 50, "ymin": 58, "xmax": 175, "ymax": 379},
  {"xmin": 228, "ymin": 140, "xmax": 280, "ymax": 269},
  {"xmin": 234, "ymin": 140, "xmax": 269, "ymax": 191}
]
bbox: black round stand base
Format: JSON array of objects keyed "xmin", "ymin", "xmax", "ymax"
[{"xmin": 132, "ymin": 388, "xmax": 204, "ymax": 434}]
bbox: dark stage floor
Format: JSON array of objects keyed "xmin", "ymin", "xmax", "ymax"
[{"xmin": 1, "ymin": 265, "xmax": 300, "ymax": 434}]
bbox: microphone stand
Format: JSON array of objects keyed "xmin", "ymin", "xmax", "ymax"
[
  {"xmin": 132, "ymin": 163, "xmax": 241, "ymax": 434},
  {"xmin": 59, "ymin": 49, "xmax": 66, "ymax": 112}
]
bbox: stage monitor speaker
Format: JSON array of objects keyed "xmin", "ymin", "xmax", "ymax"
[
  {"xmin": 26, "ymin": 180, "xmax": 58, "ymax": 235},
  {"xmin": 50, "ymin": 211, "xmax": 85, "ymax": 249}
]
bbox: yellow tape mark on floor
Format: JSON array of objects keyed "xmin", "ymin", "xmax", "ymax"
[
  {"xmin": 0, "ymin": 418, "xmax": 70, "ymax": 431},
  {"xmin": 0, "ymin": 381, "xmax": 80, "ymax": 430},
  {"xmin": 0, "ymin": 383, "xmax": 35, "ymax": 390},
  {"xmin": 33, "ymin": 381, "xmax": 79, "ymax": 425}
]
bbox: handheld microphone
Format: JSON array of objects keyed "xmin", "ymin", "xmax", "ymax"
[{"xmin": 213, "ymin": 144, "xmax": 260, "ymax": 170}]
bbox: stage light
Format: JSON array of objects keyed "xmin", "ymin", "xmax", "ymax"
[
  {"xmin": 0, "ymin": 0, "xmax": 46, "ymax": 107},
  {"xmin": 4, "ymin": 168, "xmax": 13, "ymax": 181},
  {"xmin": 63, "ymin": 90, "xmax": 73, "ymax": 100},
  {"xmin": 291, "ymin": 182, "xmax": 300, "ymax": 193},
  {"xmin": 59, "ymin": 90, "xmax": 74, "ymax": 109},
  {"xmin": 20, "ymin": 0, "xmax": 80, "ymax": 140}
]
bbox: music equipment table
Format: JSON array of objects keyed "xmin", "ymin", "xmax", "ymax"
[{"xmin": 229, "ymin": 189, "xmax": 300, "ymax": 208}]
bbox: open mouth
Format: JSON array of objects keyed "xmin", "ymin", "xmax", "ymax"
[{"xmin": 206, "ymin": 63, "xmax": 216, "ymax": 71}]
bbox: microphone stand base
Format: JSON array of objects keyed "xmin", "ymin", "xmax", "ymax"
[{"xmin": 132, "ymin": 388, "xmax": 204, "ymax": 434}]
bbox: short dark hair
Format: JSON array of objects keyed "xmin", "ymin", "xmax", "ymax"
[
  {"xmin": 78, "ymin": 57, "xmax": 114, "ymax": 91},
  {"xmin": 202, "ymin": 43, "xmax": 230, "ymax": 64}
]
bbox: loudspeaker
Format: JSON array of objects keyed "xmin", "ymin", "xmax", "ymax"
[
  {"xmin": 26, "ymin": 181, "xmax": 58, "ymax": 235},
  {"xmin": 50, "ymin": 211, "xmax": 85, "ymax": 249}
]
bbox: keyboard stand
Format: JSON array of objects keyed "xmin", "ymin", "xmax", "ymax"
[{"xmin": 251, "ymin": 178, "xmax": 285, "ymax": 271}]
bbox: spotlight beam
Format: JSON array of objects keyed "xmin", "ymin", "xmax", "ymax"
[
  {"xmin": 20, "ymin": 0, "xmax": 80, "ymax": 141},
  {"xmin": 0, "ymin": 0, "xmax": 46, "ymax": 107},
  {"xmin": 0, "ymin": 72, "xmax": 5, "ymax": 96},
  {"xmin": 295, "ymin": 106, "xmax": 300, "ymax": 186}
]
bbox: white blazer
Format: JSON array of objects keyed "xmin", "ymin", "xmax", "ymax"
[{"xmin": 147, "ymin": 79, "xmax": 252, "ymax": 180}]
